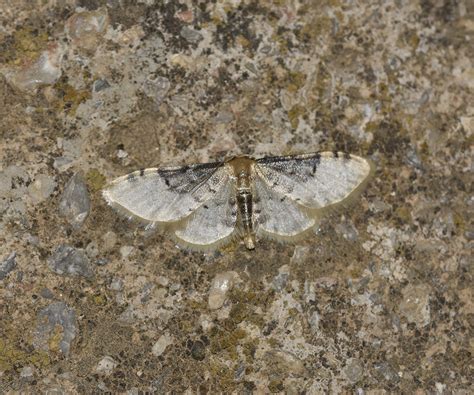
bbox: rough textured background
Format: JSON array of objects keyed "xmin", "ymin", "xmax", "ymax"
[{"xmin": 0, "ymin": 0, "xmax": 472, "ymax": 393}]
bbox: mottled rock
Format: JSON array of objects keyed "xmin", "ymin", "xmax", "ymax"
[
  {"xmin": 102, "ymin": 231, "xmax": 117, "ymax": 252},
  {"xmin": 109, "ymin": 277, "xmax": 124, "ymax": 291},
  {"xmin": 373, "ymin": 361, "xmax": 400, "ymax": 384},
  {"xmin": 85, "ymin": 240, "xmax": 99, "ymax": 258},
  {"xmin": 208, "ymin": 271, "xmax": 239, "ymax": 310},
  {"xmin": 27, "ymin": 174, "xmax": 56, "ymax": 204},
  {"xmin": 20, "ymin": 366, "xmax": 35, "ymax": 380},
  {"xmin": 66, "ymin": 7, "xmax": 109, "ymax": 52},
  {"xmin": 335, "ymin": 219, "xmax": 359, "ymax": 241},
  {"xmin": 59, "ymin": 173, "xmax": 90, "ymax": 229},
  {"xmin": 264, "ymin": 350, "xmax": 305, "ymax": 376},
  {"xmin": 142, "ymin": 75, "xmax": 170, "ymax": 105},
  {"xmin": 0, "ymin": 165, "xmax": 30, "ymax": 199},
  {"xmin": 120, "ymin": 245, "xmax": 134, "ymax": 259},
  {"xmin": 180, "ymin": 26, "xmax": 203, "ymax": 43},
  {"xmin": 399, "ymin": 284, "xmax": 431, "ymax": 327},
  {"xmin": 53, "ymin": 156, "xmax": 74, "ymax": 172},
  {"xmin": 0, "ymin": 252, "xmax": 16, "ymax": 280},
  {"xmin": 48, "ymin": 244, "xmax": 94, "ymax": 279},
  {"xmin": 96, "ymin": 356, "xmax": 118, "ymax": 375},
  {"xmin": 344, "ymin": 358, "xmax": 364, "ymax": 383},
  {"xmin": 190, "ymin": 340, "xmax": 206, "ymax": 361},
  {"xmin": 34, "ymin": 301, "xmax": 76, "ymax": 356},
  {"xmin": 92, "ymin": 78, "xmax": 110, "ymax": 93},
  {"xmin": 272, "ymin": 265, "xmax": 290, "ymax": 291},
  {"xmin": 7, "ymin": 43, "xmax": 63, "ymax": 91},
  {"xmin": 151, "ymin": 333, "xmax": 174, "ymax": 356}
]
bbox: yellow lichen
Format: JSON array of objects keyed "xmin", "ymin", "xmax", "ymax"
[
  {"xmin": 86, "ymin": 168, "xmax": 106, "ymax": 192},
  {"xmin": 53, "ymin": 81, "xmax": 91, "ymax": 115},
  {"xmin": 48, "ymin": 324, "xmax": 64, "ymax": 353},
  {"xmin": 7, "ymin": 27, "xmax": 49, "ymax": 66},
  {"xmin": 288, "ymin": 105, "xmax": 305, "ymax": 129}
]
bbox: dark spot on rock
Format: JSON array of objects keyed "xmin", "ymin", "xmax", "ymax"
[{"xmin": 190, "ymin": 340, "xmax": 206, "ymax": 361}]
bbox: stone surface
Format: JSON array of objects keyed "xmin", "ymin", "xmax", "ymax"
[
  {"xmin": 0, "ymin": 252, "xmax": 16, "ymax": 280},
  {"xmin": 95, "ymin": 356, "xmax": 118, "ymax": 375},
  {"xmin": 27, "ymin": 174, "xmax": 56, "ymax": 204},
  {"xmin": 208, "ymin": 271, "xmax": 239, "ymax": 310},
  {"xmin": 58, "ymin": 173, "xmax": 90, "ymax": 229},
  {"xmin": 151, "ymin": 333, "xmax": 174, "ymax": 357},
  {"xmin": 47, "ymin": 244, "xmax": 94, "ymax": 279},
  {"xmin": 34, "ymin": 302, "xmax": 76, "ymax": 356},
  {"xmin": 0, "ymin": 1, "xmax": 471, "ymax": 393}
]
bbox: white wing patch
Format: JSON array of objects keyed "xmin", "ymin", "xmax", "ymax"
[{"xmin": 254, "ymin": 175, "xmax": 316, "ymax": 237}]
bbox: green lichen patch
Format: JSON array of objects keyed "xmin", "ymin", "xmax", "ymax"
[
  {"xmin": 0, "ymin": 336, "xmax": 50, "ymax": 372},
  {"xmin": 86, "ymin": 168, "xmax": 106, "ymax": 192},
  {"xmin": 1, "ymin": 27, "xmax": 49, "ymax": 65},
  {"xmin": 53, "ymin": 80, "xmax": 91, "ymax": 115}
]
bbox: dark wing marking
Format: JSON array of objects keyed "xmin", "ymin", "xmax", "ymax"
[
  {"xmin": 103, "ymin": 161, "xmax": 228, "ymax": 222},
  {"xmin": 255, "ymin": 152, "xmax": 373, "ymax": 209}
]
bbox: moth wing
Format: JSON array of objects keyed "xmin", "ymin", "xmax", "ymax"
[
  {"xmin": 253, "ymin": 174, "xmax": 316, "ymax": 239},
  {"xmin": 103, "ymin": 162, "xmax": 228, "ymax": 223},
  {"xmin": 173, "ymin": 171, "xmax": 237, "ymax": 248},
  {"xmin": 255, "ymin": 152, "xmax": 373, "ymax": 210}
]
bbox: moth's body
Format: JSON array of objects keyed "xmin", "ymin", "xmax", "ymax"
[
  {"xmin": 103, "ymin": 152, "xmax": 373, "ymax": 250},
  {"xmin": 227, "ymin": 157, "xmax": 256, "ymax": 249}
]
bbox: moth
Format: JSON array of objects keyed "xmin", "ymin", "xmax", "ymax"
[{"xmin": 103, "ymin": 152, "xmax": 373, "ymax": 250}]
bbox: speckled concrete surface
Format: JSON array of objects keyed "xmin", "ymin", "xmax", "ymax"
[{"xmin": 0, "ymin": 1, "xmax": 472, "ymax": 393}]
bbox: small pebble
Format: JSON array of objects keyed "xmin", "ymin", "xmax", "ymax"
[
  {"xmin": 180, "ymin": 26, "xmax": 203, "ymax": 43},
  {"xmin": 151, "ymin": 333, "xmax": 174, "ymax": 357},
  {"xmin": 96, "ymin": 356, "xmax": 118, "ymax": 374},
  {"xmin": 190, "ymin": 340, "xmax": 206, "ymax": 361},
  {"xmin": 142, "ymin": 75, "xmax": 170, "ymax": 105},
  {"xmin": 59, "ymin": 173, "xmax": 90, "ymax": 229},
  {"xmin": 93, "ymin": 78, "xmax": 111, "ymax": 92},
  {"xmin": 208, "ymin": 271, "xmax": 239, "ymax": 310},
  {"xmin": 48, "ymin": 244, "xmax": 94, "ymax": 279},
  {"xmin": 0, "ymin": 252, "xmax": 16, "ymax": 280},
  {"xmin": 27, "ymin": 174, "xmax": 57, "ymax": 204},
  {"xmin": 34, "ymin": 302, "xmax": 76, "ymax": 356},
  {"xmin": 344, "ymin": 358, "xmax": 364, "ymax": 383},
  {"xmin": 120, "ymin": 245, "xmax": 134, "ymax": 259},
  {"xmin": 109, "ymin": 277, "xmax": 124, "ymax": 291},
  {"xmin": 8, "ymin": 43, "xmax": 63, "ymax": 91},
  {"xmin": 102, "ymin": 231, "xmax": 117, "ymax": 252},
  {"xmin": 66, "ymin": 7, "xmax": 109, "ymax": 52}
]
